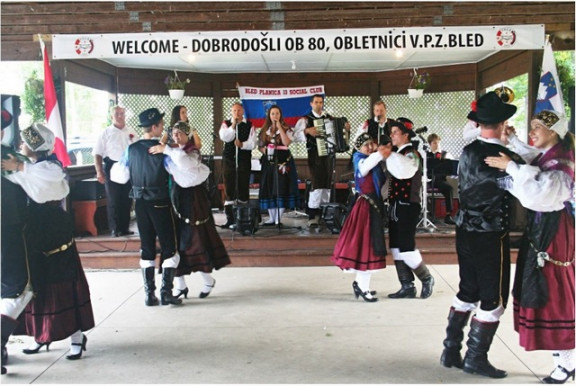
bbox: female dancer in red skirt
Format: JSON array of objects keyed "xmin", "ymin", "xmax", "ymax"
[
  {"xmin": 485, "ymin": 110, "xmax": 575, "ymax": 383},
  {"xmin": 331, "ymin": 132, "xmax": 391, "ymax": 302},
  {"xmin": 2, "ymin": 123, "xmax": 94, "ymax": 361},
  {"xmin": 150, "ymin": 121, "xmax": 230, "ymax": 299}
]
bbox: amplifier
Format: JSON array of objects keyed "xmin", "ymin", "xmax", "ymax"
[{"xmin": 71, "ymin": 178, "xmax": 106, "ymax": 201}]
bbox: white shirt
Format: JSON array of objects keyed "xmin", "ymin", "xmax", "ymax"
[
  {"xmin": 294, "ymin": 110, "xmax": 324, "ymax": 143},
  {"xmin": 93, "ymin": 124, "xmax": 139, "ymax": 161},
  {"xmin": 386, "ymin": 143, "xmax": 419, "ymax": 179},
  {"xmin": 219, "ymin": 119, "xmax": 256, "ymax": 151}
]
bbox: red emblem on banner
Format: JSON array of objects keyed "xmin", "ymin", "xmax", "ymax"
[
  {"xmin": 496, "ymin": 28, "xmax": 516, "ymax": 47},
  {"xmin": 74, "ymin": 37, "xmax": 94, "ymax": 56}
]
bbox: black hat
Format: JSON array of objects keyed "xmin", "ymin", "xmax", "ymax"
[
  {"xmin": 138, "ymin": 108, "xmax": 165, "ymax": 127},
  {"xmin": 392, "ymin": 118, "xmax": 416, "ymax": 138},
  {"xmin": 467, "ymin": 92, "xmax": 516, "ymax": 125}
]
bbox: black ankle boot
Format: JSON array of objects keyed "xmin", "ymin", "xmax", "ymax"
[
  {"xmin": 141, "ymin": 267, "xmax": 159, "ymax": 306},
  {"xmin": 160, "ymin": 268, "xmax": 182, "ymax": 305},
  {"xmin": 440, "ymin": 307, "xmax": 471, "ymax": 369},
  {"xmin": 462, "ymin": 318, "xmax": 507, "ymax": 378},
  {"xmin": 388, "ymin": 260, "xmax": 416, "ymax": 298}
]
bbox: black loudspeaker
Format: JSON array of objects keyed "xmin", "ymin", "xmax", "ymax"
[
  {"xmin": 235, "ymin": 200, "xmax": 260, "ymax": 236},
  {"xmin": 320, "ymin": 203, "xmax": 348, "ymax": 234},
  {"xmin": 71, "ymin": 178, "xmax": 106, "ymax": 200}
]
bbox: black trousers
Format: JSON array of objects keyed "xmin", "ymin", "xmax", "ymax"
[
  {"xmin": 104, "ymin": 158, "xmax": 133, "ymax": 233},
  {"xmin": 388, "ymin": 201, "xmax": 420, "ymax": 252},
  {"xmin": 307, "ymin": 151, "xmax": 332, "ymax": 189},
  {"xmin": 222, "ymin": 157, "xmax": 251, "ymax": 202},
  {"xmin": 433, "ymin": 178, "xmax": 453, "ymax": 213},
  {"xmin": 455, "ymin": 228, "xmax": 511, "ymax": 311},
  {"xmin": 134, "ymin": 198, "xmax": 177, "ymax": 262}
]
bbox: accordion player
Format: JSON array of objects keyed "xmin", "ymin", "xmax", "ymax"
[{"xmin": 312, "ymin": 117, "xmax": 350, "ymax": 156}]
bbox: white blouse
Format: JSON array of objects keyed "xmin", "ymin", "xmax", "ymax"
[
  {"xmin": 163, "ymin": 146, "xmax": 210, "ymax": 188},
  {"xmin": 6, "ymin": 160, "xmax": 69, "ymax": 203},
  {"xmin": 505, "ymin": 148, "xmax": 573, "ymax": 212}
]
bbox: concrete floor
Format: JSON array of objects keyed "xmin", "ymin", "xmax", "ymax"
[{"xmin": 2, "ymin": 265, "xmax": 560, "ymax": 384}]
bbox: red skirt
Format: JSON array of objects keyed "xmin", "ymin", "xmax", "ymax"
[
  {"xmin": 331, "ymin": 197, "xmax": 387, "ymax": 271},
  {"xmin": 513, "ymin": 211, "xmax": 575, "ymax": 351},
  {"xmin": 176, "ymin": 186, "xmax": 231, "ymax": 275},
  {"xmin": 15, "ymin": 248, "xmax": 95, "ymax": 343}
]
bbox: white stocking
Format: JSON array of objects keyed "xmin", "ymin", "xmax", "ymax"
[
  {"xmin": 355, "ymin": 271, "xmax": 372, "ymax": 293},
  {"xmin": 174, "ymin": 276, "xmax": 187, "ymax": 291},
  {"xmin": 558, "ymin": 349, "xmax": 575, "ymax": 371},
  {"xmin": 475, "ymin": 305, "xmax": 505, "ymax": 323},
  {"xmin": 69, "ymin": 330, "xmax": 83, "ymax": 355},
  {"xmin": 277, "ymin": 208, "xmax": 285, "ymax": 223},
  {"xmin": 200, "ymin": 272, "xmax": 215, "ymax": 293},
  {"xmin": 266, "ymin": 209, "xmax": 276, "ymax": 224},
  {"xmin": 400, "ymin": 250, "xmax": 423, "ymax": 269}
]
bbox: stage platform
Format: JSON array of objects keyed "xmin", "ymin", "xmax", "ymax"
[{"xmin": 75, "ymin": 209, "xmax": 521, "ymax": 270}]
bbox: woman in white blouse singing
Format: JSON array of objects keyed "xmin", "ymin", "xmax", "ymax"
[{"xmin": 149, "ymin": 121, "xmax": 230, "ymax": 300}]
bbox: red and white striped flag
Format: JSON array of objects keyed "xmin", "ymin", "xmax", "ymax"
[{"xmin": 40, "ymin": 38, "xmax": 71, "ymax": 167}]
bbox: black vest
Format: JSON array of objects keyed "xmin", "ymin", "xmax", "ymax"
[
  {"xmin": 305, "ymin": 112, "xmax": 331, "ymax": 152},
  {"xmin": 390, "ymin": 144, "xmax": 423, "ymax": 204},
  {"xmin": 128, "ymin": 140, "xmax": 170, "ymax": 200},
  {"xmin": 222, "ymin": 120, "xmax": 252, "ymax": 164},
  {"xmin": 366, "ymin": 118, "xmax": 392, "ymax": 143},
  {"xmin": 456, "ymin": 140, "xmax": 525, "ymax": 231}
]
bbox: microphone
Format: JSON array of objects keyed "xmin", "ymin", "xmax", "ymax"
[
  {"xmin": 414, "ymin": 126, "xmax": 428, "ymax": 134},
  {"xmin": 267, "ymin": 137, "xmax": 276, "ymax": 161}
]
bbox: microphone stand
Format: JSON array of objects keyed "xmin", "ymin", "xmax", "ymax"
[
  {"xmin": 415, "ymin": 133, "xmax": 437, "ymax": 231},
  {"xmin": 229, "ymin": 121, "xmax": 240, "ymax": 240},
  {"xmin": 269, "ymin": 123, "xmax": 301, "ymax": 234}
]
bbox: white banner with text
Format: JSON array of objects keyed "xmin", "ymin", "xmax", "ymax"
[{"xmin": 52, "ymin": 25, "xmax": 545, "ymax": 59}]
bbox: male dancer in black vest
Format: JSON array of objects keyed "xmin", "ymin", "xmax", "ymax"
[
  {"xmin": 385, "ymin": 119, "xmax": 435, "ymax": 300},
  {"xmin": 111, "ymin": 108, "xmax": 181, "ymax": 306},
  {"xmin": 440, "ymin": 92, "xmax": 524, "ymax": 378},
  {"xmin": 295, "ymin": 94, "xmax": 350, "ymax": 228},
  {"xmin": 218, "ymin": 102, "xmax": 256, "ymax": 229}
]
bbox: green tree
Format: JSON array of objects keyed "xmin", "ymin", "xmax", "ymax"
[
  {"xmin": 555, "ymin": 50, "xmax": 575, "ymax": 111},
  {"xmin": 22, "ymin": 70, "xmax": 45, "ymax": 124}
]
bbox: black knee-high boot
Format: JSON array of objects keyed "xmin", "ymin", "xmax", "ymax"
[
  {"xmin": 160, "ymin": 268, "xmax": 182, "ymax": 305},
  {"xmin": 1, "ymin": 315, "xmax": 19, "ymax": 374},
  {"xmin": 141, "ymin": 267, "xmax": 159, "ymax": 306},
  {"xmin": 413, "ymin": 262, "xmax": 435, "ymax": 299},
  {"xmin": 440, "ymin": 307, "xmax": 471, "ymax": 369},
  {"xmin": 388, "ymin": 260, "xmax": 416, "ymax": 298},
  {"xmin": 462, "ymin": 318, "xmax": 507, "ymax": 378}
]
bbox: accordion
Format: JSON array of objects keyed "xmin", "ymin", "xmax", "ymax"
[{"xmin": 313, "ymin": 117, "xmax": 349, "ymax": 156}]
